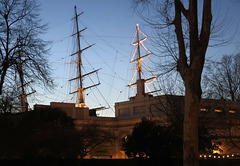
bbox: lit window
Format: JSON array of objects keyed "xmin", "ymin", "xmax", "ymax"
[
  {"xmin": 229, "ymin": 110, "xmax": 236, "ymax": 114},
  {"xmin": 200, "ymin": 108, "xmax": 208, "ymax": 112},
  {"xmin": 215, "ymin": 109, "xmax": 222, "ymax": 113}
]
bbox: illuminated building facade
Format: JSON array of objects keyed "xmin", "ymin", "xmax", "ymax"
[{"xmin": 34, "ymin": 94, "xmax": 240, "ymax": 159}]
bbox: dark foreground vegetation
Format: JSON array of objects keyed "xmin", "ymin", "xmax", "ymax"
[
  {"xmin": 121, "ymin": 117, "xmax": 220, "ymax": 159},
  {"xmin": 0, "ymin": 159, "xmax": 239, "ymax": 166},
  {"xmin": 0, "ymin": 108, "xmax": 113, "ymax": 159}
]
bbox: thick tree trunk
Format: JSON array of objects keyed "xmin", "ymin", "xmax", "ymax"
[
  {"xmin": 183, "ymin": 78, "xmax": 201, "ymax": 166},
  {"xmin": 174, "ymin": 0, "xmax": 211, "ymax": 166},
  {"xmin": 0, "ymin": 65, "xmax": 8, "ymax": 95}
]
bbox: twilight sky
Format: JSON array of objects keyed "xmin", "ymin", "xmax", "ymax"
[{"xmin": 30, "ymin": 0, "xmax": 240, "ymax": 117}]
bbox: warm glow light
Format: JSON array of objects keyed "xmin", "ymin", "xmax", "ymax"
[
  {"xmin": 215, "ymin": 109, "xmax": 222, "ymax": 113},
  {"xmin": 200, "ymin": 108, "xmax": 208, "ymax": 112},
  {"xmin": 229, "ymin": 110, "xmax": 236, "ymax": 114},
  {"xmin": 76, "ymin": 103, "xmax": 85, "ymax": 108},
  {"xmin": 213, "ymin": 150, "xmax": 220, "ymax": 154}
]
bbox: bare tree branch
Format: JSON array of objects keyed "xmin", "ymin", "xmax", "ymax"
[{"xmin": 0, "ymin": 0, "xmax": 53, "ymax": 95}]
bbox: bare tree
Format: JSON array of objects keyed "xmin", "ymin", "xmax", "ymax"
[
  {"xmin": 0, "ymin": 0, "xmax": 53, "ymax": 95},
  {"xmin": 0, "ymin": 85, "xmax": 21, "ymax": 114},
  {"xmin": 203, "ymin": 54, "xmax": 240, "ymax": 101},
  {"xmin": 132, "ymin": 0, "xmax": 212, "ymax": 165},
  {"xmin": 77, "ymin": 123, "xmax": 115, "ymax": 158}
]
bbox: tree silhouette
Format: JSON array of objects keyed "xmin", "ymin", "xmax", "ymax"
[
  {"xmin": 0, "ymin": 0, "xmax": 53, "ymax": 95},
  {"xmin": 121, "ymin": 118, "xmax": 175, "ymax": 159},
  {"xmin": 0, "ymin": 108, "xmax": 78, "ymax": 159},
  {"xmin": 121, "ymin": 117, "xmax": 218, "ymax": 159},
  {"xmin": 203, "ymin": 54, "xmax": 240, "ymax": 101},
  {"xmin": 0, "ymin": 86, "xmax": 21, "ymax": 113},
  {"xmin": 77, "ymin": 123, "xmax": 114, "ymax": 159},
  {"xmin": 132, "ymin": 1, "xmax": 212, "ymax": 165},
  {"xmin": 0, "ymin": 107, "xmax": 114, "ymax": 159}
]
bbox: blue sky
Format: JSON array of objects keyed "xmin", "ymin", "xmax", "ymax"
[
  {"xmin": 30, "ymin": 0, "xmax": 240, "ymax": 117},
  {"xmin": 31, "ymin": 0, "xmax": 147, "ymax": 117}
]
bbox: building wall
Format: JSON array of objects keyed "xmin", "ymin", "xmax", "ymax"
[{"xmin": 34, "ymin": 95, "xmax": 240, "ymax": 158}]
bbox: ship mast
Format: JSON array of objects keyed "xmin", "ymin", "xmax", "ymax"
[
  {"xmin": 17, "ymin": 39, "xmax": 36, "ymax": 112},
  {"xmin": 74, "ymin": 5, "xmax": 84, "ymax": 107},
  {"xmin": 18, "ymin": 72, "xmax": 35, "ymax": 112},
  {"xmin": 18, "ymin": 61, "xmax": 28, "ymax": 112},
  {"xmin": 128, "ymin": 24, "xmax": 159, "ymax": 97},
  {"xmin": 136, "ymin": 24, "xmax": 142, "ymax": 81},
  {"xmin": 69, "ymin": 6, "xmax": 100, "ymax": 108}
]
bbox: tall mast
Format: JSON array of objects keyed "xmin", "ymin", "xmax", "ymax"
[
  {"xmin": 18, "ymin": 60, "xmax": 28, "ymax": 112},
  {"xmin": 128, "ymin": 24, "xmax": 160, "ymax": 97},
  {"xmin": 18, "ymin": 62, "xmax": 35, "ymax": 112},
  {"xmin": 136, "ymin": 24, "xmax": 142, "ymax": 81},
  {"xmin": 69, "ymin": 6, "xmax": 100, "ymax": 108},
  {"xmin": 74, "ymin": 5, "xmax": 84, "ymax": 107}
]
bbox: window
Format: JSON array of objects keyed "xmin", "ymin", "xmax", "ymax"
[
  {"xmin": 229, "ymin": 110, "xmax": 236, "ymax": 114},
  {"xmin": 215, "ymin": 109, "xmax": 222, "ymax": 113},
  {"xmin": 200, "ymin": 108, "xmax": 208, "ymax": 112}
]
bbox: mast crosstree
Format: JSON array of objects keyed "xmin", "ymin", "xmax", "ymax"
[
  {"xmin": 69, "ymin": 6, "xmax": 100, "ymax": 108},
  {"xmin": 128, "ymin": 24, "xmax": 160, "ymax": 97}
]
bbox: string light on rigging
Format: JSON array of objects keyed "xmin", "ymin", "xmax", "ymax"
[{"xmin": 128, "ymin": 24, "xmax": 160, "ymax": 97}]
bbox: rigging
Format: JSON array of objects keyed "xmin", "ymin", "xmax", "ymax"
[
  {"xmin": 69, "ymin": 6, "xmax": 100, "ymax": 108},
  {"xmin": 128, "ymin": 24, "xmax": 160, "ymax": 97}
]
